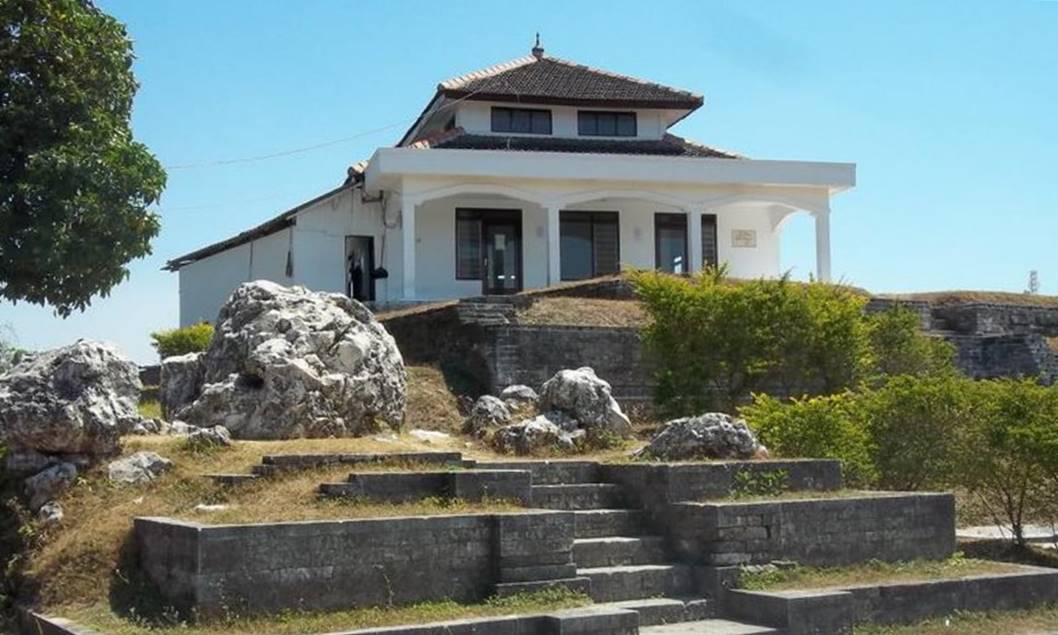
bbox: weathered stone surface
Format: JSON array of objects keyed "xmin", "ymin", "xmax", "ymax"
[
  {"xmin": 37, "ymin": 501, "xmax": 64, "ymax": 526},
  {"xmin": 177, "ymin": 281, "xmax": 406, "ymax": 439},
  {"xmin": 538, "ymin": 367, "xmax": 631, "ymax": 435},
  {"xmin": 500, "ymin": 384, "xmax": 539, "ymax": 407},
  {"xmin": 185, "ymin": 425, "xmax": 232, "ymax": 450},
  {"xmin": 159, "ymin": 352, "xmax": 204, "ymax": 419},
  {"xmin": 492, "ymin": 412, "xmax": 582, "ymax": 455},
  {"xmin": 409, "ymin": 428, "xmax": 451, "ymax": 443},
  {"xmin": 463, "ymin": 395, "xmax": 512, "ymax": 437},
  {"xmin": 636, "ymin": 413, "xmax": 762, "ymax": 461},
  {"xmin": 24, "ymin": 462, "xmax": 77, "ymax": 511},
  {"xmin": 0, "ymin": 340, "xmax": 143, "ymax": 456},
  {"xmin": 167, "ymin": 420, "xmax": 198, "ymax": 436},
  {"xmin": 108, "ymin": 451, "xmax": 173, "ymax": 484}
]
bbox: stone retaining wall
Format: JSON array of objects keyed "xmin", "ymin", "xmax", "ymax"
[
  {"xmin": 932, "ymin": 302, "xmax": 1058, "ymax": 336},
  {"xmin": 318, "ymin": 469, "xmax": 533, "ymax": 505},
  {"xmin": 135, "ymin": 510, "xmax": 575, "ymax": 617},
  {"xmin": 667, "ymin": 492, "xmax": 955, "ymax": 566}
]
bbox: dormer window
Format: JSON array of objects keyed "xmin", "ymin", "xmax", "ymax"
[
  {"xmin": 578, "ymin": 111, "xmax": 637, "ymax": 137},
  {"xmin": 491, "ymin": 107, "xmax": 552, "ymax": 135}
]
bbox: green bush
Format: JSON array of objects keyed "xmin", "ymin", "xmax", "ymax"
[
  {"xmin": 632, "ymin": 269, "xmax": 871, "ymax": 413},
  {"xmin": 742, "ymin": 392, "xmax": 876, "ymax": 487},
  {"xmin": 149, "ymin": 323, "xmax": 213, "ymax": 359},
  {"xmin": 866, "ymin": 305, "xmax": 956, "ymax": 381}
]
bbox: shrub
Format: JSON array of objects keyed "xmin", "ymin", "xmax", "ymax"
[
  {"xmin": 632, "ymin": 269, "xmax": 870, "ymax": 413},
  {"xmin": 866, "ymin": 305, "xmax": 956, "ymax": 381},
  {"xmin": 149, "ymin": 323, "xmax": 213, "ymax": 359},
  {"xmin": 742, "ymin": 392, "xmax": 876, "ymax": 487}
]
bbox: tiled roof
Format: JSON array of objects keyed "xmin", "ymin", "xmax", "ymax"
[
  {"xmin": 439, "ymin": 55, "xmax": 703, "ymax": 109},
  {"xmin": 420, "ymin": 128, "xmax": 742, "ymax": 159}
]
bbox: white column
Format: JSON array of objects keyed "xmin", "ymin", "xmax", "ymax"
[
  {"xmin": 687, "ymin": 209, "xmax": 703, "ymax": 274},
  {"xmin": 814, "ymin": 210, "xmax": 832, "ymax": 283},
  {"xmin": 546, "ymin": 204, "xmax": 561, "ymax": 285},
  {"xmin": 401, "ymin": 197, "xmax": 417, "ymax": 299}
]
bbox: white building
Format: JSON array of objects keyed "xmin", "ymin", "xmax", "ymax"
[{"xmin": 167, "ymin": 43, "xmax": 856, "ymax": 326}]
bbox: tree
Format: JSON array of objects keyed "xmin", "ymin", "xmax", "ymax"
[{"xmin": 0, "ymin": 0, "xmax": 165, "ymax": 316}]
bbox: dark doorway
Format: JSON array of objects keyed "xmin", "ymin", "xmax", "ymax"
[
  {"xmin": 345, "ymin": 235, "xmax": 375, "ymax": 302},
  {"xmin": 482, "ymin": 217, "xmax": 522, "ymax": 295}
]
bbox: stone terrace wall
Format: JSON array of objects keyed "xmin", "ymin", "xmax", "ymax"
[
  {"xmin": 667, "ymin": 492, "xmax": 955, "ymax": 566},
  {"xmin": 947, "ymin": 333, "xmax": 1058, "ymax": 383},
  {"xmin": 135, "ymin": 510, "xmax": 574, "ymax": 617},
  {"xmin": 932, "ymin": 302, "xmax": 1058, "ymax": 335}
]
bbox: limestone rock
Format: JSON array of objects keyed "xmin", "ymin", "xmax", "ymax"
[
  {"xmin": 178, "ymin": 281, "xmax": 407, "ymax": 439},
  {"xmin": 0, "ymin": 340, "xmax": 143, "ymax": 457},
  {"xmin": 24, "ymin": 463, "xmax": 77, "ymax": 511},
  {"xmin": 108, "ymin": 451, "xmax": 173, "ymax": 484},
  {"xmin": 159, "ymin": 352, "xmax": 204, "ymax": 420},
  {"xmin": 635, "ymin": 413, "xmax": 762, "ymax": 461},
  {"xmin": 185, "ymin": 425, "xmax": 232, "ymax": 450},
  {"xmin": 463, "ymin": 395, "xmax": 511, "ymax": 437},
  {"xmin": 491, "ymin": 412, "xmax": 582, "ymax": 455},
  {"xmin": 37, "ymin": 501, "xmax": 64, "ymax": 527},
  {"xmin": 409, "ymin": 429, "xmax": 451, "ymax": 444},
  {"xmin": 500, "ymin": 384, "xmax": 539, "ymax": 408},
  {"xmin": 167, "ymin": 421, "xmax": 198, "ymax": 436},
  {"xmin": 538, "ymin": 367, "xmax": 631, "ymax": 436}
]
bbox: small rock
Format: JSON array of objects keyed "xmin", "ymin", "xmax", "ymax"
[
  {"xmin": 107, "ymin": 451, "xmax": 173, "ymax": 484},
  {"xmin": 24, "ymin": 463, "xmax": 77, "ymax": 511},
  {"xmin": 37, "ymin": 501, "xmax": 64, "ymax": 526},
  {"xmin": 463, "ymin": 395, "xmax": 511, "ymax": 437},
  {"xmin": 538, "ymin": 367, "xmax": 631, "ymax": 436},
  {"xmin": 500, "ymin": 384, "xmax": 539, "ymax": 409},
  {"xmin": 491, "ymin": 413, "xmax": 581, "ymax": 455},
  {"xmin": 185, "ymin": 426, "xmax": 232, "ymax": 450},
  {"xmin": 373, "ymin": 433, "xmax": 398, "ymax": 443},
  {"xmin": 167, "ymin": 420, "xmax": 198, "ymax": 436},
  {"xmin": 193, "ymin": 503, "xmax": 230, "ymax": 513},
  {"xmin": 635, "ymin": 413, "xmax": 762, "ymax": 461},
  {"xmin": 409, "ymin": 429, "xmax": 451, "ymax": 444}
]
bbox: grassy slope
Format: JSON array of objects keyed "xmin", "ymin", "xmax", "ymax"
[
  {"xmin": 517, "ymin": 297, "xmax": 648, "ymax": 327},
  {"xmin": 878, "ymin": 290, "xmax": 1058, "ymax": 308},
  {"xmin": 855, "ymin": 606, "xmax": 1058, "ymax": 635}
]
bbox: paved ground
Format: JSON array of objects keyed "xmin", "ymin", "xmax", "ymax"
[
  {"xmin": 958, "ymin": 524, "xmax": 1058, "ymax": 545},
  {"xmin": 640, "ymin": 620, "xmax": 781, "ymax": 634}
]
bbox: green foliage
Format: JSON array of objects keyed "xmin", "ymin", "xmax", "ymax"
[
  {"xmin": 743, "ymin": 392, "xmax": 876, "ymax": 487},
  {"xmin": 866, "ymin": 305, "xmax": 956, "ymax": 381},
  {"xmin": 631, "ymin": 269, "xmax": 871, "ymax": 413},
  {"xmin": 731, "ymin": 469, "xmax": 789, "ymax": 499},
  {"xmin": 150, "ymin": 323, "xmax": 213, "ymax": 359},
  {"xmin": 0, "ymin": 325, "xmax": 27, "ymax": 373},
  {"xmin": 0, "ymin": 0, "xmax": 166, "ymax": 315}
]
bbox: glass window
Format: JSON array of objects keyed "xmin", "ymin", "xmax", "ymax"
[
  {"xmin": 560, "ymin": 211, "xmax": 620, "ymax": 280},
  {"xmin": 702, "ymin": 214, "xmax": 718, "ymax": 269},
  {"xmin": 491, "ymin": 107, "xmax": 552, "ymax": 134},
  {"xmin": 578, "ymin": 111, "xmax": 637, "ymax": 137},
  {"xmin": 455, "ymin": 210, "xmax": 482, "ymax": 279},
  {"xmin": 655, "ymin": 213, "xmax": 687, "ymax": 274}
]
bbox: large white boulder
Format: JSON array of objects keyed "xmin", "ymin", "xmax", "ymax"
[
  {"xmin": 538, "ymin": 367, "xmax": 632, "ymax": 436},
  {"xmin": 0, "ymin": 340, "xmax": 143, "ymax": 457},
  {"xmin": 107, "ymin": 451, "xmax": 173, "ymax": 484},
  {"xmin": 159, "ymin": 352, "xmax": 204, "ymax": 419},
  {"xmin": 177, "ymin": 281, "xmax": 406, "ymax": 439},
  {"xmin": 635, "ymin": 413, "xmax": 764, "ymax": 461}
]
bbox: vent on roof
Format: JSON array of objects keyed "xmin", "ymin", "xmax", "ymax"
[{"xmin": 531, "ymin": 33, "xmax": 544, "ymax": 59}]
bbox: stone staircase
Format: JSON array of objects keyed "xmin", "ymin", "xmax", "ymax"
[{"xmin": 478, "ymin": 460, "xmax": 778, "ymax": 632}]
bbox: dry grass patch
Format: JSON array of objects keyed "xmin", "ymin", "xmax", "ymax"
[
  {"xmin": 738, "ymin": 554, "xmax": 1024, "ymax": 592},
  {"xmin": 60, "ymin": 587, "xmax": 591, "ymax": 635},
  {"xmin": 405, "ymin": 364, "xmax": 464, "ymax": 432},
  {"xmin": 879, "ymin": 290, "xmax": 1058, "ymax": 308},
  {"xmin": 854, "ymin": 605, "xmax": 1058, "ymax": 635},
  {"xmin": 517, "ymin": 297, "xmax": 648, "ymax": 327}
]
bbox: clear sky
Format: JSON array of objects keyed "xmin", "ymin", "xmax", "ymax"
[{"xmin": 2, "ymin": 1, "xmax": 1056, "ymax": 363}]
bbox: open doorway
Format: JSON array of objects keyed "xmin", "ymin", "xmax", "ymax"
[{"xmin": 345, "ymin": 235, "xmax": 375, "ymax": 302}]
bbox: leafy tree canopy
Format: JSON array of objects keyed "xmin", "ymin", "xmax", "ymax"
[{"xmin": 0, "ymin": 0, "xmax": 165, "ymax": 316}]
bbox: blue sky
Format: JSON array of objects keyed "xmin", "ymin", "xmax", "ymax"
[{"xmin": 2, "ymin": 1, "xmax": 1056, "ymax": 363}]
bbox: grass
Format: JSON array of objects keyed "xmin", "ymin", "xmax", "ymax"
[
  {"xmin": 738, "ymin": 554, "xmax": 1024, "ymax": 592},
  {"xmin": 137, "ymin": 398, "xmax": 161, "ymax": 420},
  {"xmin": 711, "ymin": 489, "xmax": 891, "ymax": 503},
  {"xmin": 60, "ymin": 587, "xmax": 592, "ymax": 635},
  {"xmin": 404, "ymin": 365, "xmax": 464, "ymax": 432},
  {"xmin": 517, "ymin": 297, "xmax": 648, "ymax": 327},
  {"xmin": 878, "ymin": 290, "xmax": 1058, "ymax": 308},
  {"xmin": 854, "ymin": 605, "xmax": 1058, "ymax": 634}
]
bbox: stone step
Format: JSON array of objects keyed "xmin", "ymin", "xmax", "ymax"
[
  {"xmin": 577, "ymin": 564, "xmax": 693, "ymax": 602},
  {"xmin": 476, "ymin": 460, "xmax": 600, "ymax": 485},
  {"xmin": 532, "ymin": 483, "xmax": 624, "ymax": 510},
  {"xmin": 204, "ymin": 473, "xmax": 260, "ymax": 486},
  {"xmin": 492, "ymin": 576, "xmax": 591, "ymax": 598},
  {"xmin": 640, "ymin": 619, "xmax": 784, "ymax": 634},
  {"xmin": 573, "ymin": 509, "xmax": 648, "ymax": 538},
  {"xmin": 596, "ymin": 597, "xmax": 714, "ymax": 626},
  {"xmin": 574, "ymin": 536, "xmax": 668, "ymax": 567}
]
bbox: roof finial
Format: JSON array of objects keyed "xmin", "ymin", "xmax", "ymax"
[{"xmin": 531, "ymin": 33, "xmax": 544, "ymax": 59}]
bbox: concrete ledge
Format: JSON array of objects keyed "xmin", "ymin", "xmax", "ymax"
[
  {"xmin": 18, "ymin": 609, "xmax": 102, "ymax": 635},
  {"xmin": 667, "ymin": 492, "xmax": 955, "ymax": 566},
  {"xmin": 253, "ymin": 452, "xmax": 466, "ymax": 476}
]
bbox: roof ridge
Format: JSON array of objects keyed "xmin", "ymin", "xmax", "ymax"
[
  {"xmin": 408, "ymin": 126, "xmax": 466, "ymax": 149},
  {"xmin": 542, "ymin": 55, "xmax": 702, "ymax": 100},
  {"xmin": 439, "ymin": 55, "xmax": 538, "ymax": 90}
]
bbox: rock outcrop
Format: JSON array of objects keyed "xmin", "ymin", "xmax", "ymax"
[
  {"xmin": 463, "ymin": 395, "xmax": 512, "ymax": 437},
  {"xmin": 24, "ymin": 462, "xmax": 77, "ymax": 511},
  {"xmin": 107, "ymin": 451, "xmax": 173, "ymax": 484},
  {"xmin": 176, "ymin": 281, "xmax": 406, "ymax": 439},
  {"xmin": 0, "ymin": 340, "xmax": 143, "ymax": 457},
  {"xmin": 159, "ymin": 352, "xmax": 204, "ymax": 420},
  {"xmin": 538, "ymin": 367, "xmax": 631, "ymax": 436},
  {"xmin": 635, "ymin": 413, "xmax": 764, "ymax": 461},
  {"xmin": 492, "ymin": 412, "xmax": 582, "ymax": 455},
  {"xmin": 185, "ymin": 425, "xmax": 232, "ymax": 450},
  {"xmin": 500, "ymin": 384, "xmax": 539, "ymax": 409}
]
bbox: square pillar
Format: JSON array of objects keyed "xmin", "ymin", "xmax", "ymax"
[
  {"xmin": 814, "ymin": 210, "xmax": 831, "ymax": 283},
  {"xmin": 546, "ymin": 205, "xmax": 561, "ymax": 285},
  {"xmin": 401, "ymin": 197, "xmax": 417, "ymax": 299},
  {"xmin": 687, "ymin": 209, "xmax": 703, "ymax": 274}
]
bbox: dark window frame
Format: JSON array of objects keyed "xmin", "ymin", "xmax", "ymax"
[
  {"xmin": 577, "ymin": 110, "xmax": 637, "ymax": 137},
  {"xmin": 654, "ymin": 213, "xmax": 689, "ymax": 273},
  {"xmin": 559, "ymin": 210, "xmax": 621, "ymax": 281},
  {"xmin": 455, "ymin": 208, "xmax": 522, "ymax": 282},
  {"xmin": 491, "ymin": 107, "xmax": 552, "ymax": 135},
  {"xmin": 702, "ymin": 213, "xmax": 719, "ymax": 269}
]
